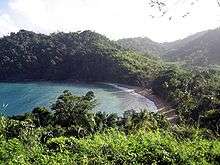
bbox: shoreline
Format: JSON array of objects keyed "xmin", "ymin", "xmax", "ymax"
[
  {"xmin": 0, "ymin": 80, "xmax": 176, "ymax": 119},
  {"xmin": 129, "ymin": 86, "xmax": 177, "ymax": 121},
  {"xmin": 0, "ymin": 79, "xmax": 167, "ymax": 110},
  {"xmin": 106, "ymin": 83, "xmax": 176, "ymax": 117},
  {"xmin": 107, "ymin": 83, "xmax": 167, "ymax": 110},
  {"xmin": 134, "ymin": 88, "xmax": 166, "ymax": 110},
  {"xmin": 135, "ymin": 88, "xmax": 178, "ymax": 121}
]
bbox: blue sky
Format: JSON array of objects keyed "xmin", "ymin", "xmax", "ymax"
[
  {"xmin": 0, "ymin": 0, "xmax": 220, "ymax": 42},
  {"xmin": 0, "ymin": 0, "xmax": 7, "ymax": 7},
  {"xmin": 0, "ymin": 0, "xmax": 8, "ymax": 12}
]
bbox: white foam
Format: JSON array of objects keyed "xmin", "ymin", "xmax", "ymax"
[
  {"xmin": 2, "ymin": 103, "xmax": 8, "ymax": 108},
  {"xmin": 105, "ymin": 83, "xmax": 158, "ymax": 112},
  {"xmin": 107, "ymin": 83, "xmax": 135, "ymax": 93}
]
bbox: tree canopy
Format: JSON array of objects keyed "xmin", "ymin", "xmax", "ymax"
[
  {"xmin": 0, "ymin": 90, "xmax": 219, "ymax": 164},
  {"xmin": 0, "ymin": 30, "xmax": 162, "ymax": 86}
]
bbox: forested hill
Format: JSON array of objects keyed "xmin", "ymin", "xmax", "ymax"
[
  {"xmin": 0, "ymin": 30, "xmax": 162, "ymax": 85},
  {"xmin": 163, "ymin": 28, "xmax": 220, "ymax": 66},
  {"xmin": 117, "ymin": 28, "xmax": 220, "ymax": 67},
  {"xmin": 117, "ymin": 37, "xmax": 165, "ymax": 57}
]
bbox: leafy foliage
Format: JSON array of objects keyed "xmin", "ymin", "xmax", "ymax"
[
  {"xmin": 117, "ymin": 37, "xmax": 164, "ymax": 56},
  {"xmin": 0, "ymin": 91, "xmax": 219, "ymax": 164},
  {"xmin": 153, "ymin": 67, "xmax": 220, "ymax": 134},
  {"xmin": 0, "ymin": 30, "xmax": 162, "ymax": 86}
]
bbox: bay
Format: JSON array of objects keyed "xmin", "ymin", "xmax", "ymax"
[{"xmin": 0, "ymin": 82, "xmax": 157, "ymax": 116}]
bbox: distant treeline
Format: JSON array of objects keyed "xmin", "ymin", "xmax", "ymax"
[{"xmin": 117, "ymin": 28, "xmax": 220, "ymax": 67}]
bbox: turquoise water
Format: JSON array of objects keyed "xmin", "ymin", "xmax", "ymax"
[{"xmin": 0, "ymin": 82, "xmax": 157, "ymax": 116}]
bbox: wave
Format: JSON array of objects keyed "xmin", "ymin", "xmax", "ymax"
[
  {"xmin": 104, "ymin": 83, "xmax": 135, "ymax": 93},
  {"xmin": 105, "ymin": 83, "xmax": 158, "ymax": 112}
]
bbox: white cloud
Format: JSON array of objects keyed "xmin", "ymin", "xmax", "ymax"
[
  {"xmin": 0, "ymin": 0, "xmax": 219, "ymax": 42},
  {"xmin": 0, "ymin": 13, "xmax": 19, "ymax": 35}
]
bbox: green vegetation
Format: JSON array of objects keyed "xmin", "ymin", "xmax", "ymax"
[
  {"xmin": 163, "ymin": 28, "xmax": 220, "ymax": 67},
  {"xmin": 117, "ymin": 37, "xmax": 164, "ymax": 57},
  {"xmin": 118, "ymin": 28, "xmax": 220, "ymax": 67},
  {"xmin": 0, "ymin": 30, "xmax": 220, "ymax": 164},
  {"xmin": 0, "ymin": 30, "xmax": 162, "ymax": 86},
  {"xmin": 152, "ymin": 67, "xmax": 220, "ymax": 134},
  {"xmin": 0, "ymin": 91, "xmax": 219, "ymax": 164}
]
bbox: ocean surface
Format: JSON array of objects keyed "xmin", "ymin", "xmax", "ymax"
[{"xmin": 0, "ymin": 82, "xmax": 157, "ymax": 116}]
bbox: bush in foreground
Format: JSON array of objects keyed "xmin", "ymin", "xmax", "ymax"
[
  {"xmin": 0, "ymin": 91, "xmax": 219, "ymax": 164},
  {"xmin": 0, "ymin": 129, "xmax": 219, "ymax": 164}
]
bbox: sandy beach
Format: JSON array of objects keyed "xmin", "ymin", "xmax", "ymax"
[{"xmin": 133, "ymin": 87, "xmax": 178, "ymax": 122}]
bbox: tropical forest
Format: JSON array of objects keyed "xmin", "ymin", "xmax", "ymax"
[{"xmin": 0, "ymin": 0, "xmax": 220, "ymax": 164}]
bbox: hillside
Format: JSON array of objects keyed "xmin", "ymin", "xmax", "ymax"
[
  {"xmin": 117, "ymin": 37, "xmax": 165, "ymax": 57},
  {"xmin": 0, "ymin": 30, "xmax": 162, "ymax": 86},
  {"xmin": 162, "ymin": 30, "xmax": 208, "ymax": 50},
  {"xmin": 118, "ymin": 28, "xmax": 220, "ymax": 67},
  {"xmin": 164, "ymin": 28, "xmax": 220, "ymax": 66}
]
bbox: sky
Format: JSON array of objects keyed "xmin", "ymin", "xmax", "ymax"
[{"xmin": 0, "ymin": 0, "xmax": 220, "ymax": 42}]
